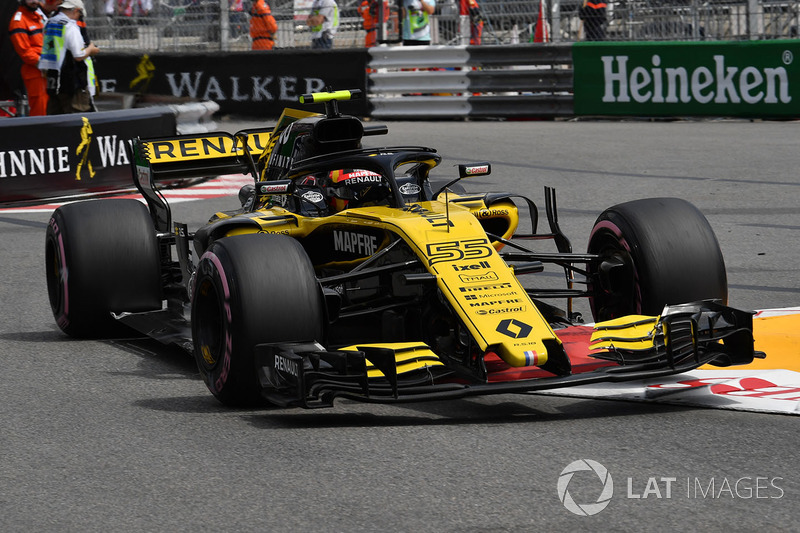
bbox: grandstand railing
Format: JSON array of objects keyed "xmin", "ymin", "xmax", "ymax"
[{"xmin": 87, "ymin": 0, "xmax": 800, "ymax": 52}]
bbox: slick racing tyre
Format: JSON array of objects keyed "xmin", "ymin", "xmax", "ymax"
[
  {"xmin": 192, "ymin": 234, "xmax": 324, "ymax": 407},
  {"xmin": 587, "ymin": 197, "xmax": 727, "ymax": 322},
  {"xmin": 45, "ymin": 199, "xmax": 162, "ymax": 338}
]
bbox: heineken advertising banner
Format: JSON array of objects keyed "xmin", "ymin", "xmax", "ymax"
[{"xmin": 573, "ymin": 40, "xmax": 800, "ymax": 117}]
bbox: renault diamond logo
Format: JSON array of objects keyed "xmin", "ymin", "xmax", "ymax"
[{"xmin": 496, "ymin": 319, "xmax": 532, "ymax": 338}]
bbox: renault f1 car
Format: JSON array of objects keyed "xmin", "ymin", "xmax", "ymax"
[{"xmin": 45, "ymin": 89, "xmax": 762, "ymax": 408}]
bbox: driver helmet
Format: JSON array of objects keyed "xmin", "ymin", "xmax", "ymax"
[{"xmin": 324, "ymin": 169, "xmax": 389, "ymax": 213}]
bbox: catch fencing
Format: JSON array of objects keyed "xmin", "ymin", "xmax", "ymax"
[{"xmin": 85, "ymin": 0, "xmax": 800, "ymax": 52}]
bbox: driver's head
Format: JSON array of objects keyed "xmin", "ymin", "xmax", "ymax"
[{"xmin": 324, "ymin": 169, "xmax": 388, "ymax": 213}]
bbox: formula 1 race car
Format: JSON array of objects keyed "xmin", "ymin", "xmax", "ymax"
[{"xmin": 45, "ymin": 90, "xmax": 762, "ymax": 408}]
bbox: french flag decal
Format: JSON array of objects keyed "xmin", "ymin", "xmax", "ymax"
[{"xmin": 524, "ymin": 350, "xmax": 539, "ymax": 366}]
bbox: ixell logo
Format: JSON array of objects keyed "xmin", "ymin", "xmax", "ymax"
[{"xmin": 557, "ymin": 459, "xmax": 614, "ymax": 516}]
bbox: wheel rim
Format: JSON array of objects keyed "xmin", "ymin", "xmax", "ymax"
[{"xmin": 589, "ymin": 232, "xmax": 639, "ymax": 321}]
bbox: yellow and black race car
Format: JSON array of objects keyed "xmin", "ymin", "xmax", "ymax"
[{"xmin": 45, "ymin": 90, "xmax": 762, "ymax": 408}]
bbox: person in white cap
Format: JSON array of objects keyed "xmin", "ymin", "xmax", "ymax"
[{"xmin": 38, "ymin": 0, "xmax": 100, "ymax": 114}]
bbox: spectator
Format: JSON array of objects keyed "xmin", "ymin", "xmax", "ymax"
[
  {"xmin": 230, "ymin": 0, "xmax": 247, "ymax": 39},
  {"xmin": 579, "ymin": 0, "xmax": 607, "ymax": 41},
  {"xmin": 358, "ymin": 0, "xmax": 389, "ymax": 48},
  {"xmin": 38, "ymin": 0, "xmax": 100, "ymax": 114},
  {"xmin": 103, "ymin": 0, "xmax": 118, "ymax": 35},
  {"xmin": 8, "ymin": 0, "xmax": 48, "ymax": 116},
  {"xmin": 250, "ymin": 0, "xmax": 278, "ymax": 50},
  {"xmin": 119, "ymin": 0, "xmax": 152, "ymax": 17},
  {"xmin": 459, "ymin": 0, "xmax": 483, "ymax": 45},
  {"xmin": 41, "ymin": 0, "xmax": 63, "ymax": 16},
  {"xmin": 402, "ymin": 0, "xmax": 435, "ymax": 45},
  {"xmin": 307, "ymin": 0, "xmax": 338, "ymax": 49},
  {"xmin": 115, "ymin": 0, "xmax": 152, "ymax": 39},
  {"xmin": 77, "ymin": 9, "xmax": 93, "ymax": 48}
]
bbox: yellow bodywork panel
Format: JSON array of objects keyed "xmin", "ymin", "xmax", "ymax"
[
  {"xmin": 590, "ymin": 315, "xmax": 660, "ymax": 352},
  {"xmin": 213, "ymin": 200, "xmax": 559, "ymax": 369},
  {"xmin": 339, "ymin": 342, "xmax": 444, "ymax": 378},
  {"xmin": 363, "ymin": 202, "xmax": 559, "ymax": 368},
  {"xmin": 141, "ymin": 131, "xmax": 271, "ymax": 164},
  {"xmin": 138, "ymin": 107, "xmax": 320, "ymax": 167},
  {"xmin": 461, "ymin": 199, "xmax": 520, "ymax": 250},
  {"xmin": 257, "ymin": 108, "xmax": 321, "ymax": 171}
]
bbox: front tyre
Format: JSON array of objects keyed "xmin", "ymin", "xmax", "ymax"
[
  {"xmin": 587, "ymin": 197, "xmax": 727, "ymax": 322},
  {"xmin": 45, "ymin": 199, "xmax": 162, "ymax": 338},
  {"xmin": 191, "ymin": 234, "xmax": 324, "ymax": 407}
]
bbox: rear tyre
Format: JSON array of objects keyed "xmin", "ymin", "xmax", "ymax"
[
  {"xmin": 45, "ymin": 199, "xmax": 162, "ymax": 338},
  {"xmin": 191, "ymin": 234, "xmax": 325, "ymax": 407},
  {"xmin": 587, "ymin": 197, "xmax": 727, "ymax": 322}
]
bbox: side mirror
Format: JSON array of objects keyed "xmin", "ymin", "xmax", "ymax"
[
  {"xmin": 458, "ymin": 162, "xmax": 491, "ymax": 179},
  {"xmin": 433, "ymin": 162, "xmax": 491, "ymax": 200},
  {"xmin": 256, "ymin": 180, "xmax": 293, "ymax": 196}
]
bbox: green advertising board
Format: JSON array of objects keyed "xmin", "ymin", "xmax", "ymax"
[{"xmin": 573, "ymin": 40, "xmax": 800, "ymax": 117}]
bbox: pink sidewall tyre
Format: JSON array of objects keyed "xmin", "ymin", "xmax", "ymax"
[{"xmin": 587, "ymin": 197, "xmax": 727, "ymax": 323}]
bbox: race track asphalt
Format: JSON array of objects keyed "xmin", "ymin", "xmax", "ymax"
[{"xmin": 1, "ymin": 117, "xmax": 798, "ymax": 531}]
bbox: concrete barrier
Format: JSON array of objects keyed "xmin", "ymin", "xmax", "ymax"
[{"xmin": 0, "ymin": 107, "xmax": 176, "ymax": 206}]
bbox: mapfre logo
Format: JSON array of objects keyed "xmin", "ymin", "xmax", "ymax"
[{"xmin": 557, "ymin": 459, "xmax": 614, "ymax": 516}]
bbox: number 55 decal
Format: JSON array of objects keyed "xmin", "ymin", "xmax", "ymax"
[{"xmin": 426, "ymin": 238, "xmax": 493, "ymax": 265}]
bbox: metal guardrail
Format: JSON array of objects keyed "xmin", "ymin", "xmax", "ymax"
[{"xmin": 367, "ymin": 44, "xmax": 574, "ymax": 119}]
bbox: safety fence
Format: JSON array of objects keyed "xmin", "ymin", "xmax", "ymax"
[
  {"xmin": 0, "ymin": 108, "xmax": 177, "ymax": 206},
  {"xmin": 80, "ymin": 39, "xmax": 800, "ymax": 119},
  {"xmin": 458, "ymin": 0, "xmax": 800, "ymax": 43},
  {"xmin": 84, "ymin": 0, "xmax": 800, "ymax": 52},
  {"xmin": 91, "ymin": 3, "xmax": 373, "ymax": 51},
  {"xmin": 5, "ymin": 39, "xmax": 799, "ymax": 121},
  {"xmin": 367, "ymin": 40, "xmax": 800, "ymax": 119},
  {"xmin": 367, "ymin": 44, "xmax": 575, "ymax": 118},
  {"xmin": 0, "ymin": 100, "xmax": 225, "ymax": 206},
  {"xmin": 4, "ymin": 39, "xmax": 799, "ymax": 205}
]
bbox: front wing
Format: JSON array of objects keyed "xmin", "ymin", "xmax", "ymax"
[{"xmin": 256, "ymin": 301, "xmax": 761, "ymax": 408}]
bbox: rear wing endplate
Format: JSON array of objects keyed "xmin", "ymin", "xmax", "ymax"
[{"xmin": 127, "ymin": 129, "xmax": 271, "ymax": 232}]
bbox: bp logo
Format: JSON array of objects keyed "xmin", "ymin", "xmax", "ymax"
[{"xmin": 557, "ymin": 459, "xmax": 613, "ymax": 516}]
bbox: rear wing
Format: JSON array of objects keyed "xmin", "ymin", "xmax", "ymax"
[
  {"xmin": 129, "ymin": 129, "xmax": 271, "ymax": 233},
  {"xmin": 129, "ymin": 91, "xmax": 381, "ymax": 232},
  {"xmin": 135, "ymin": 107, "xmax": 321, "ymax": 181},
  {"xmin": 136, "ymin": 129, "xmax": 271, "ymax": 181},
  {"xmin": 129, "ymin": 108, "xmax": 321, "ymax": 232}
]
